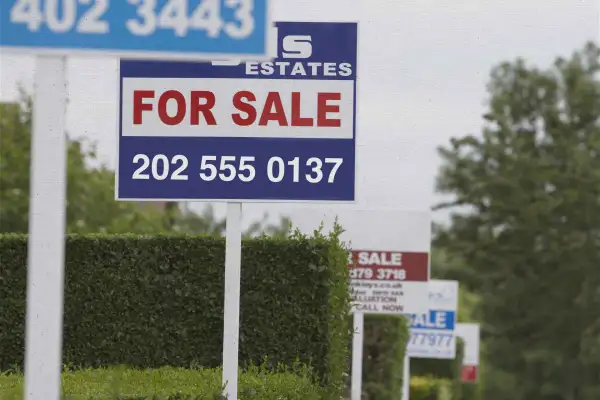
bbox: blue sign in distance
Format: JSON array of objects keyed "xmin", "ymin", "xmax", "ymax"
[
  {"xmin": 408, "ymin": 310, "xmax": 456, "ymax": 331},
  {"xmin": 0, "ymin": 0, "xmax": 271, "ymax": 60},
  {"xmin": 116, "ymin": 21, "xmax": 358, "ymax": 202},
  {"xmin": 406, "ymin": 280, "xmax": 459, "ymax": 360}
]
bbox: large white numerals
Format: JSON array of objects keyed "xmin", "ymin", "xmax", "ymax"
[
  {"xmin": 324, "ymin": 158, "xmax": 343, "ymax": 183},
  {"xmin": 189, "ymin": 0, "xmax": 223, "ymax": 38},
  {"xmin": 157, "ymin": 0, "xmax": 188, "ymax": 37},
  {"xmin": 266, "ymin": 156, "xmax": 344, "ymax": 184},
  {"xmin": 238, "ymin": 156, "xmax": 256, "ymax": 182},
  {"xmin": 10, "ymin": 0, "xmax": 109, "ymax": 34},
  {"xmin": 199, "ymin": 155, "xmax": 218, "ymax": 181},
  {"xmin": 218, "ymin": 155, "xmax": 237, "ymax": 182},
  {"xmin": 126, "ymin": 0, "xmax": 157, "ymax": 36},
  {"xmin": 78, "ymin": 0, "xmax": 109, "ymax": 34},
  {"xmin": 132, "ymin": 154, "xmax": 342, "ymax": 184},
  {"xmin": 10, "ymin": 0, "xmax": 255, "ymax": 39},
  {"xmin": 132, "ymin": 154, "xmax": 189, "ymax": 180},
  {"xmin": 45, "ymin": 0, "xmax": 75, "ymax": 33},
  {"xmin": 305, "ymin": 157, "xmax": 323, "ymax": 184},
  {"xmin": 224, "ymin": 0, "xmax": 254, "ymax": 39},
  {"xmin": 125, "ymin": 0, "xmax": 250, "ymax": 39},
  {"xmin": 267, "ymin": 157, "xmax": 285, "ymax": 183},
  {"xmin": 199, "ymin": 155, "xmax": 256, "ymax": 182}
]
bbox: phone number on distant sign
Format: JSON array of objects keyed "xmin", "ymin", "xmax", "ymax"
[
  {"xmin": 10, "ymin": 0, "xmax": 254, "ymax": 39},
  {"xmin": 350, "ymin": 267, "xmax": 406, "ymax": 280},
  {"xmin": 130, "ymin": 154, "xmax": 344, "ymax": 184},
  {"xmin": 410, "ymin": 332, "xmax": 453, "ymax": 347}
]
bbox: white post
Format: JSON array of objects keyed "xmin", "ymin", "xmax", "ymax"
[
  {"xmin": 222, "ymin": 202, "xmax": 243, "ymax": 399},
  {"xmin": 24, "ymin": 55, "xmax": 68, "ymax": 400},
  {"xmin": 402, "ymin": 354, "xmax": 410, "ymax": 400},
  {"xmin": 351, "ymin": 312, "xmax": 364, "ymax": 400}
]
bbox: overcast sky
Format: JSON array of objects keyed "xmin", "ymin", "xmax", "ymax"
[{"xmin": 1, "ymin": 0, "xmax": 597, "ymax": 229}]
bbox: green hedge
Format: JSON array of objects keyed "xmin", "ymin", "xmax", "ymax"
[
  {"xmin": 0, "ymin": 231, "xmax": 351, "ymax": 397},
  {"xmin": 0, "ymin": 365, "xmax": 324, "ymax": 399},
  {"xmin": 410, "ymin": 376, "xmax": 452, "ymax": 400},
  {"xmin": 411, "ymin": 337, "xmax": 465, "ymax": 399},
  {"xmin": 343, "ymin": 315, "xmax": 409, "ymax": 400}
]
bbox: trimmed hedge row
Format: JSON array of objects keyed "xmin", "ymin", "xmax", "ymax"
[
  {"xmin": 0, "ymin": 365, "xmax": 324, "ymax": 399},
  {"xmin": 363, "ymin": 315, "xmax": 410, "ymax": 400},
  {"xmin": 410, "ymin": 376, "xmax": 452, "ymax": 400},
  {"xmin": 0, "ymin": 232, "xmax": 351, "ymax": 397},
  {"xmin": 343, "ymin": 315, "xmax": 410, "ymax": 400}
]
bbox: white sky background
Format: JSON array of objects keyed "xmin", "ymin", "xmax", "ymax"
[{"xmin": 1, "ymin": 0, "xmax": 598, "ymax": 230}]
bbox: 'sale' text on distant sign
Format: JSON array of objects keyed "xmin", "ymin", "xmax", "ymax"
[{"xmin": 348, "ymin": 250, "xmax": 428, "ymax": 315}]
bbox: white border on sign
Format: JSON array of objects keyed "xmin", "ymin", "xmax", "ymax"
[{"xmin": 113, "ymin": 20, "xmax": 359, "ymax": 204}]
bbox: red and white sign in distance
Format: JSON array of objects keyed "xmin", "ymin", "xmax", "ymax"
[
  {"xmin": 456, "ymin": 323, "xmax": 480, "ymax": 384},
  {"xmin": 461, "ymin": 365, "xmax": 478, "ymax": 383},
  {"xmin": 121, "ymin": 78, "xmax": 354, "ymax": 139},
  {"xmin": 348, "ymin": 250, "xmax": 429, "ymax": 315}
]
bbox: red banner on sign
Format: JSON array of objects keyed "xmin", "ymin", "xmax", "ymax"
[
  {"xmin": 460, "ymin": 365, "xmax": 478, "ymax": 383},
  {"xmin": 348, "ymin": 250, "xmax": 428, "ymax": 282}
]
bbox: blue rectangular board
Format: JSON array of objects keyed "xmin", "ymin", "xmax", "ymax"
[
  {"xmin": 116, "ymin": 21, "xmax": 358, "ymax": 202},
  {"xmin": 407, "ymin": 310, "xmax": 456, "ymax": 331},
  {"xmin": 0, "ymin": 0, "xmax": 271, "ymax": 60}
]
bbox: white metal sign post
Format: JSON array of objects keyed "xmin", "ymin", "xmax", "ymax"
[
  {"xmin": 1, "ymin": 2, "xmax": 272, "ymax": 400},
  {"xmin": 116, "ymin": 22, "xmax": 358, "ymax": 399},
  {"xmin": 402, "ymin": 354, "xmax": 410, "ymax": 400},
  {"xmin": 404, "ymin": 279, "xmax": 460, "ymax": 400},
  {"xmin": 23, "ymin": 54, "xmax": 68, "ymax": 400},
  {"xmin": 287, "ymin": 209, "xmax": 432, "ymax": 400}
]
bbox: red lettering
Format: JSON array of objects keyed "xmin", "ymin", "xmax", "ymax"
[
  {"xmin": 232, "ymin": 91, "xmax": 257, "ymax": 126},
  {"xmin": 317, "ymin": 92, "xmax": 341, "ymax": 127},
  {"xmin": 291, "ymin": 92, "xmax": 313, "ymax": 126},
  {"xmin": 190, "ymin": 91, "xmax": 216, "ymax": 125},
  {"xmin": 133, "ymin": 90, "xmax": 155, "ymax": 125},
  {"xmin": 157, "ymin": 90, "xmax": 186, "ymax": 125},
  {"xmin": 259, "ymin": 92, "xmax": 288, "ymax": 126}
]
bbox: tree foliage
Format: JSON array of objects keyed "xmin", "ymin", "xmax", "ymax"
[
  {"xmin": 0, "ymin": 92, "xmax": 290, "ymax": 237},
  {"xmin": 434, "ymin": 42, "xmax": 600, "ymax": 400},
  {"xmin": 0, "ymin": 93, "xmax": 164, "ymax": 234}
]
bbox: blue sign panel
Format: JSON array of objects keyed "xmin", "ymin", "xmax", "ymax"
[
  {"xmin": 406, "ymin": 280, "xmax": 459, "ymax": 360},
  {"xmin": 0, "ymin": 0, "xmax": 271, "ymax": 60},
  {"xmin": 116, "ymin": 21, "xmax": 358, "ymax": 202},
  {"xmin": 408, "ymin": 310, "xmax": 456, "ymax": 331}
]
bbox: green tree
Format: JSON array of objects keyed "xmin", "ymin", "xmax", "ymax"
[
  {"xmin": 1, "ymin": 92, "xmax": 167, "ymax": 234},
  {"xmin": 434, "ymin": 42, "xmax": 600, "ymax": 400},
  {"xmin": 1, "ymin": 91, "xmax": 292, "ymax": 237}
]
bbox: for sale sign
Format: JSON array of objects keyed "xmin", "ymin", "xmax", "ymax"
[
  {"xmin": 116, "ymin": 21, "xmax": 357, "ymax": 202},
  {"xmin": 456, "ymin": 323, "xmax": 480, "ymax": 383},
  {"xmin": 349, "ymin": 250, "xmax": 429, "ymax": 314},
  {"xmin": 406, "ymin": 280, "xmax": 459, "ymax": 359}
]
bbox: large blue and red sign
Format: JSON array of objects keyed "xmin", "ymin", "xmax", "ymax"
[{"xmin": 116, "ymin": 21, "xmax": 358, "ymax": 202}]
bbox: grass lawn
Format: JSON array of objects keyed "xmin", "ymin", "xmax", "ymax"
[{"xmin": 0, "ymin": 365, "xmax": 325, "ymax": 399}]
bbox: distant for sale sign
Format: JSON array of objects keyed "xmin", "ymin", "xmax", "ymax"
[
  {"xmin": 456, "ymin": 323, "xmax": 480, "ymax": 383},
  {"xmin": 348, "ymin": 250, "xmax": 429, "ymax": 314}
]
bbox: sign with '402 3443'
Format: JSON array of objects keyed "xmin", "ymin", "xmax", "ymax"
[
  {"xmin": 1, "ymin": 0, "xmax": 271, "ymax": 60},
  {"xmin": 116, "ymin": 21, "xmax": 358, "ymax": 202}
]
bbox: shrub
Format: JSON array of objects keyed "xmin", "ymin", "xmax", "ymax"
[
  {"xmin": 0, "ymin": 365, "xmax": 324, "ymax": 399},
  {"xmin": 410, "ymin": 376, "xmax": 452, "ymax": 400},
  {"xmin": 411, "ymin": 337, "xmax": 465, "ymax": 398},
  {"xmin": 0, "ymin": 229, "xmax": 351, "ymax": 397},
  {"xmin": 343, "ymin": 315, "xmax": 409, "ymax": 400}
]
